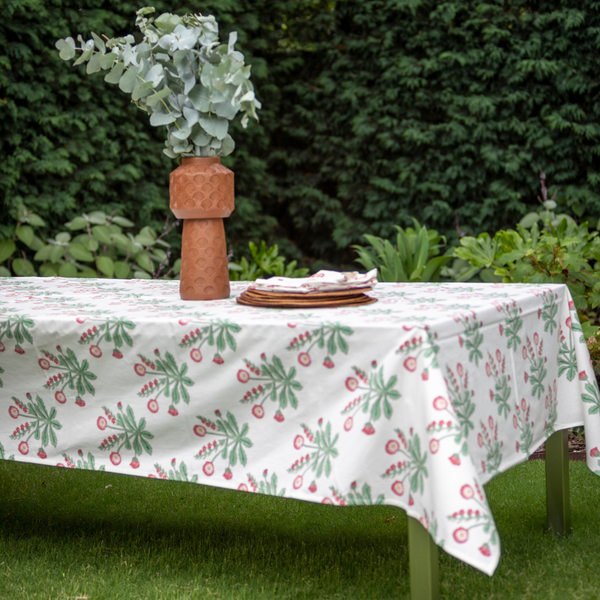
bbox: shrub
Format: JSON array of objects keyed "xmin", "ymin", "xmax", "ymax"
[{"xmin": 353, "ymin": 219, "xmax": 451, "ymax": 282}]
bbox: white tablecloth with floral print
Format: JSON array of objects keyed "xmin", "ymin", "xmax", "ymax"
[{"xmin": 1, "ymin": 277, "xmax": 599, "ymax": 575}]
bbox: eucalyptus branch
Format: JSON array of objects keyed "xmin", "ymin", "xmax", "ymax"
[{"xmin": 56, "ymin": 6, "xmax": 261, "ymax": 160}]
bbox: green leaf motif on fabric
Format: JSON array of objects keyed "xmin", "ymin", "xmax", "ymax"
[
  {"xmin": 98, "ymin": 403, "xmax": 154, "ymax": 458},
  {"xmin": 288, "ymin": 420, "xmax": 339, "ymax": 481},
  {"xmin": 40, "ymin": 346, "xmax": 97, "ymax": 400},
  {"xmin": 136, "ymin": 350, "xmax": 193, "ymax": 407},
  {"xmin": 381, "ymin": 429, "xmax": 428, "ymax": 495},
  {"xmin": 9, "ymin": 395, "xmax": 62, "ymax": 449},
  {"xmin": 239, "ymin": 353, "xmax": 303, "ymax": 414},
  {"xmin": 154, "ymin": 459, "xmax": 198, "ymax": 483},
  {"xmin": 445, "ymin": 364, "xmax": 475, "ymax": 445},
  {"xmin": 341, "ymin": 365, "xmax": 401, "ymax": 426},
  {"xmin": 195, "ymin": 411, "xmax": 253, "ymax": 468},
  {"xmin": 62, "ymin": 450, "xmax": 105, "ymax": 471}
]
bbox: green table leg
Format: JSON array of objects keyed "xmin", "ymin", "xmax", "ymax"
[
  {"xmin": 545, "ymin": 429, "xmax": 571, "ymax": 536},
  {"xmin": 408, "ymin": 516, "xmax": 439, "ymax": 600}
]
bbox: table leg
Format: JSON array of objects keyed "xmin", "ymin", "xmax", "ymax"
[
  {"xmin": 408, "ymin": 516, "xmax": 439, "ymax": 600},
  {"xmin": 545, "ymin": 429, "xmax": 571, "ymax": 536}
]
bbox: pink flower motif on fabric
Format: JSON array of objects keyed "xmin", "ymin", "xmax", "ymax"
[
  {"xmin": 298, "ymin": 352, "xmax": 311, "ymax": 367},
  {"xmin": 433, "ymin": 396, "xmax": 448, "ymax": 410},
  {"xmin": 134, "ymin": 363, "xmax": 146, "ymax": 376},
  {"xmin": 147, "ymin": 399, "xmax": 159, "ymax": 413},
  {"xmin": 55, "ymin": 391, "xmax": 67, "ymax": 404},
  {"xmin": 403, "ymin": 357, "xmax": 417, "ymax": 372},
  {"xmin": 385, "ymin": 439, "xmax": 400, "ymax": 454},
  {"xmin": 460, "ymin": 484, "xmax": 474, "ymax": 499},
  {"xmin": 89, "ymin": 345, "xmax": 102, "ymax": 358},
  {"xmin": 194, "ymin": 424, "xmax": 207, "ymax": 437},
  {"xmin": 237, "ymin": 369, "xmax": 250, "ymax": 383},
  {"xmin": 252, "ymin": 405, "xmax": 265, "ymax": 419},
  {"xmin": 294, "ymin": 435, "xmax": 304, "ymax": 449},
  {"xmin": 391, "ymin": 481, "xmax": 404, "ymax": 496},
  {"xmin": 344, "ymin": 417, "xmax": 353, "ymax": 431},
  {"xmin": 190, "ymin": 349, "xmax": 202, "ymax": 363},
  {"xmin": 203, "ymin": 462, "xmax": 214, "ymax": 476},
  {"xmin": 429, "ymin": 439, "xmax": 439, "ymax": 454},
  {"xmin": 453, "ymin": 527, "xmax": 469, "ymax": 543},
  {"xmin": 110, "ymin": 452, "xmax": 121, "ymax": 465},
  {"xmin": 345, "ymin": 377, "xmax": 358, "ymax": 391},
  {"xmin": 38, "ymin": 358, "xmax": 50, "ymax": 370}
]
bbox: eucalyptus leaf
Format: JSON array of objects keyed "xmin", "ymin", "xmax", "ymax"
[
  {"xmin": 91, "ymin": 32, "xmax": 106, "ymax": 54},
  {"xmin": 100, "ymin": 52, "xmax": 118, "ymax": 70},
  {"xmin": 146, "ymin": 86, "xmax": 172, "ymax": 107},
  {"xmin": 105, "ymin": 61, "xmax": 125, "ymax": 84},
  {"xmin": 150, "ymin": 111, "xmax": 179, "ymax": 126},
  {"xmin": 86, "ymin": 52, "xmax": 103, "ymax": 74},
  {"xmin": 199, "ymin": 116, "xmax": 228, "ymax": 140},
  {"xmin": 119, "ymin": 65, "xmax": 139, "ymax": 93},
  {"xmin": 220, "ymin": 134, "xmax": 235, "ymax": 156},
  {"xmin": 183, "ymin": 106, "xmax": 200, "ymax": 127},
  {"xmin": 73, "ymin": 49, "xmax": 92, "ymax": 67}
]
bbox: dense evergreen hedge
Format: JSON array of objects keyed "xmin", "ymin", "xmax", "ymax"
[{"xmin": 3, "ymin": 0, "xmax": 600, "ymax": 268}]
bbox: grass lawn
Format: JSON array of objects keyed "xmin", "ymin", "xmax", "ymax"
[{"xmin": 1, "ymin": 459, "xmax": 600, "ymax": 599}]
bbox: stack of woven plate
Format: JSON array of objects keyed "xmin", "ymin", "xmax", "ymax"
[{"xmin": 236, "ymin": 269, "xmax": 378, "ymax": 309}]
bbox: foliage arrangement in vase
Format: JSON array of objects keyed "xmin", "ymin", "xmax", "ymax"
[{"xmin": 56, "ymin": 6, "xmax": 261, "ymax": 300}]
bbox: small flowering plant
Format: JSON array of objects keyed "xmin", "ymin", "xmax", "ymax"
[{"xmin": 56, "ymin": 6, "xmax": 261, "ymax": 159}]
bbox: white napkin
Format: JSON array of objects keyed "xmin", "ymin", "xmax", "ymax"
[{"xmin": 252, "ymin": 269, "xmax": 378, "ymax": 294}]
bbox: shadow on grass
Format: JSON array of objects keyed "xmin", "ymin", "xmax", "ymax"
[{"xmin": 1, "ymin": 459, "xmax": 600, "ymax": 599}]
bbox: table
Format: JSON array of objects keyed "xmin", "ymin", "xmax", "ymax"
[{"xmin": 1, "ymin": 277, "xmax": 598, "ymax": 599}]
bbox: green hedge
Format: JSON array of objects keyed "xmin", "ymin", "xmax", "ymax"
[
  {"xmin": 270, "ymin": 0, "xmax": 600, "ymax": 264},
  {"xmin": 3, "ymin": 0, "xmax": 600, "ymax": 269}
]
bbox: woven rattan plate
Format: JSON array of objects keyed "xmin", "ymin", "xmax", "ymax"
[{"xmin": 236, "ymin": 287, "xmax": 378, "ymax": 308}]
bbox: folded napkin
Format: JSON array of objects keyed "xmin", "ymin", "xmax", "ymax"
[{"xmin": 252, "ymin": 269, "xmax": 378, "ymax": 294}]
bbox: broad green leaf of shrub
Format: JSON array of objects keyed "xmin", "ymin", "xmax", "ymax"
[
  {"xmin": 15, "ymin": 226, "xmax": 34, "ymax": 248},
  {"xmin": 0, "ymin": 240, "xmax": 16, "ymax": 264},
  {"xmin": 114, "ymin": 261, "xmax": 131, "ymax": 279},
  {"xmin": 135, "ymin": 251, "xmax": 154, "ymax": 272},
  {"xmin": 96, "ymin": 256, "xmax": 114, "ymax": 278},
  {"xmin": 68, "ymin": 244, "xmax": 94, "ymax": 262},
  {"xmin": 58, "ymin": 263, "xmax": 78, "ymax": 278},
  {"xmin": 12, "ymin": 258, "xmax": 36, "ymax": 276}
]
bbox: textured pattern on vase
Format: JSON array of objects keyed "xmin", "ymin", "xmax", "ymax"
[
  {"xmin": 170, "ymin": 157, "xmax": 234, "ymax": 219},
  {"xmin": 180, "ymin": 218, "xmax": 230, "ymax": 300}
]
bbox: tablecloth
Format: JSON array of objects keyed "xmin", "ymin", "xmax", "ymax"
[{"xmin": 1, "ymin": 277, "xmax": 598, "ymax": 576}]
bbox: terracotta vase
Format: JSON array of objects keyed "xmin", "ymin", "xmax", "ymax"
[{"xmin": 170, "ymin": 157, "xmax": 234, "ymax": 300}]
